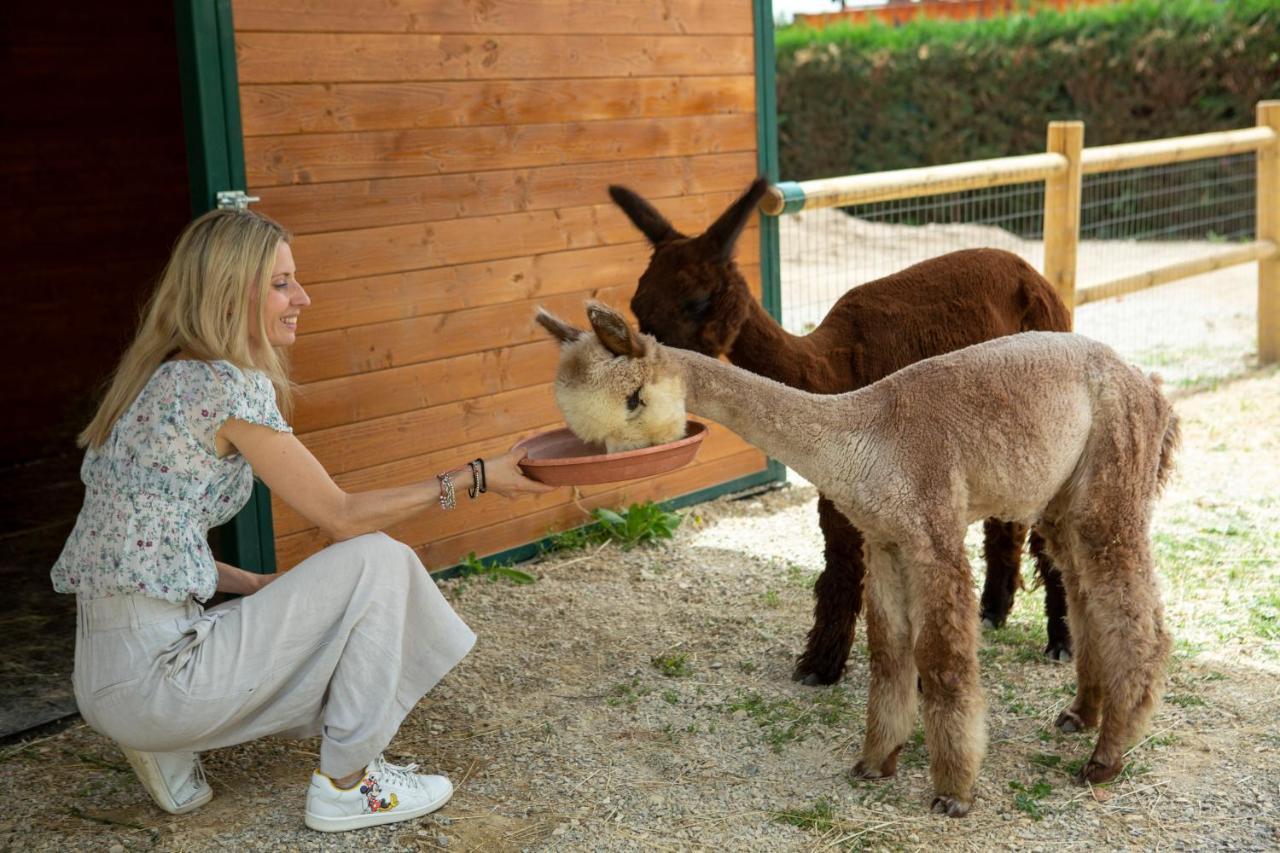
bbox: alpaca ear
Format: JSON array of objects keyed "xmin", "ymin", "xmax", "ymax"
[
  {"xmin": 699, "ymin": 176, "xmax": 769, "ymax": 263},
  {"xmin": 535, "ymin": 308, "xmax": 584, "ymax": 344},
  {"xmin": 586, "ymin": 301, "xmax": 646, "ymax": 358},
  {"xmin": 608, "ymin": 184, "xmax": 682, "ymax": 246}
]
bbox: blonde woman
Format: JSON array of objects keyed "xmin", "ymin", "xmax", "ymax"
[{"xmin": 52, "ymin": 208, "xmax": 555, "ymax": 832}]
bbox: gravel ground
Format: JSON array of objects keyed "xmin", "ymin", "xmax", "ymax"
[{"xmin": 2, "ymin": 360, "xmax": 1277, "ymax": 852}]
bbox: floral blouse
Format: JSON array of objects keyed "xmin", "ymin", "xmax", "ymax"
[{"xmin": 50, "ymin": 360, "xmax": 291, "ymax": 603}]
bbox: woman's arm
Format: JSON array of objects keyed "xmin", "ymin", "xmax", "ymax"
[
  {"xmin": 215, "ymin": 560, "xmax": 278, "ymax": 595},
  {"xmin": 217, "ymin": 418, "xmax": 556, "ymax": 542}
]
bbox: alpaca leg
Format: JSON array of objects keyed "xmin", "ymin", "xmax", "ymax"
[
  {"xmin": 794, "ymin": 497, "xmax": 865, "ymax": 685},
  {"xmin": 979, "ymin": 519, "xmax": 1025, "ymax": 629},
  {"xmin": 852, "ymin": 547, "xmax": 916, "ymax": 780},
  {"xmin": 1030, "ymin": 531, "xmax": 1072, "ymax": 661},
  {"xmin": 1045, "ymin": 546, "xmax": 1103, "ymax": 734},
  {"xmin": 916, "ymin": 549, "xmax": 986, "ymax": 817},
  {"xmin": 1073, "ymin": 550, "xmax": 1171, "ymax": 784}
]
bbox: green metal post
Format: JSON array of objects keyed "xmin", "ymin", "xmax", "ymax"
[{"xmin": 174, "ymin": 0, "xmax": 276, "ymax": 573}]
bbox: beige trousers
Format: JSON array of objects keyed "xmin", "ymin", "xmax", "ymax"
[{"xmin": 73, "ymin": 533, "xmax": 475, "ymax": 778}]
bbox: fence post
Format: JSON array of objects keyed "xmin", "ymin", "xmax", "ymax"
[
  {"xmin": 1258, "ymin": 101, "xmax": 1280, "ymax": 365},
  {"xmin": 1044, "ymin": 120, "xmax": 1084, "ymax": 327}
]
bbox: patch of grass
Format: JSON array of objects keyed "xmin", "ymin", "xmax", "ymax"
[
  {"xmin": 1165, "ymin": 692, "xmax": 1207, "ymax": 708},
  {"xmin": 593, "ymin": 502, "xmax": 683, "ymax": 550},
  {"xmin": 784, "ymin": 562, "xmax": 818, "ymax": 590},
  {"xmin": 651, "ymin": 651, "xmax": 692, "ymax": 678},
  {"xmin": 454, "ymin": 551, "xmax": 536, "ymax": 584},
  {"xmin": 1248, "ymin": 591, "xmax": 1280, "ymax": 640},
  {"xmin": 725, "ymin": 687, "xmax": 860, "ymax": 753},
  {"xmin": 1008, "ymin": 778, "xmax": 1053, "ymax": 821},
  {"xmin": 606, "ymin": 678, "xmax": 650, "ymax": 707},
  {"xmin": 761, "ymin": 590, "xmax": 781, "ymax": 608},
  {"xmin": 661, "ymin": 689, "xmax": 679, "ymax": 705},
  {"xmin": 773, "ymin": 797, "xmax": 836, "ymax": 833},
  {"xmin": 738, "ymin": 660, "xmax": 758, "ymax": 674},
  {"xmin": 1029, "ymin": 752, "xmax": 1063, "ymax": 770}
]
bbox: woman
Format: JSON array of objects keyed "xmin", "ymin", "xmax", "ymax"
[{"xmin": 51, "ymin": 208, "xmax": 555, "ymax": 832}]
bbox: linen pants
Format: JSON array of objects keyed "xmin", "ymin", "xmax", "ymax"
[{"xmin": 73, "ymin": 533, "xmax": 476, "ymax": 778}]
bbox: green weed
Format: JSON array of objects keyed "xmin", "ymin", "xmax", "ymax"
[
  {"xmin": 454, "ymin": 551, "xmax": 536, "ymax": 584},
  {"xmin": 593, "ymin": 502, "xmax": 683, "ymax": 550}
]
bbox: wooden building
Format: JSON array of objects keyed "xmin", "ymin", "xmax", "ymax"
[{"xmin": 222, "ymin": 0, "xmax": 783, "ymax": 571}]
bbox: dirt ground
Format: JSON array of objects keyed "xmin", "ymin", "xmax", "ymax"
[{"xmin": 2, "ymin": 236, "xmax": 1277, "ymax": 851}]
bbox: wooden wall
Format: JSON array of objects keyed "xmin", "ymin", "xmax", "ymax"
[{"xmin": 231, "ymin": 0, "xmax": 769, "ymax": 570}]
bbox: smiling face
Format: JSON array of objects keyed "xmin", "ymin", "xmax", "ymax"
[{"xmin": 257, "ymin": 241, "xmax": 309, "ymax": 347}]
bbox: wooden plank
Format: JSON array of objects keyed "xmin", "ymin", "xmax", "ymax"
[
  {"xmin": 290, "ymin": 263, "xmax": 762, "ymax": 384},
  {"xmin": 256, "ymin": 152, "xmax": 759, "ymax": 235},
  {"xmin": 245, "ymin": 113, "xmax": 758, "ymax": 187},
  {"xmin": 235, "ymin": 32, "xmax": 754, "ymax": 85},
  {"xmin": 288, "ymin": 190, "xmax": 753, "ymax": 284},
  {"xmin": 240, "ymin": 76, "xmax": 755, "ymax": 137},
  {"xmin": 276, "ymin": 444, "xmax": 768, "ymax": 570},
  {"xmin": 232, "ymin": 0, "xmax": 754, "ymax": 36},
  {"xmin": 295, "ymin": 234, "xmax": 761, "ymax": 336},
  {"xmin": 274, "ymin": 418, "xmax": 751, "ymax": 538},
  {"xmin": 292, "ymin": 340, "xmax": 560, "ymax": 433}
]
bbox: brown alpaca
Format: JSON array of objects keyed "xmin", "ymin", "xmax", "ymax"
[
  {"xmin": 538, "ymin": 302, "xmax": 1177, "ymax": 816},
  {"xmin": 610, "ymin": 178, "xmax": 1076, "ymax": 684}
]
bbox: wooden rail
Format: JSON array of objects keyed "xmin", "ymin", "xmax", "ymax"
[{"xmin": 761, "ymin": 103, "xmax": 1280, "ymax": 363}]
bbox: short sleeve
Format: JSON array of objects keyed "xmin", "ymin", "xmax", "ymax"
[{"xmin": 227, "ymin": 368, "xmax": 292, "ymax": 434}]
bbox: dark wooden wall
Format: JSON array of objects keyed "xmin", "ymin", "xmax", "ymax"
[
  {"xmin": 0, "ymin": 5, "xmax": 191, "ymax": 468},
  {"xmin": 231, "ymin": 0, "xmax": 770, "ymax": 570}
]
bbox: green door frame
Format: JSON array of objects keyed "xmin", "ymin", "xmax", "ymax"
[{"xmin": 174, "ymin": 0, "xmax": 276, "ymax": 573}]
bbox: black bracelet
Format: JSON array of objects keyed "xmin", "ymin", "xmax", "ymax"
[
  {"xmin": 467, "ymin": 459, "xmax": 481, "ymax": 499},
  {"xmin": 475, "ymin": 457, "xmax": 486, "ymax": 494}
]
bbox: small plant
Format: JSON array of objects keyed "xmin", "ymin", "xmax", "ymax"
[
  {"xmin": 1008, "ymin": 778, "xmax": 1053, "ymax": 821},
  {"xmin": 773, "ymin": 797, "xmax": 836, "ymax": 832},
  {"xmin": 651, "ymin": 651, "xmax": 692, "ymax": 678},
  {"xmin": 455, "ymin": 551, "xmax": 537, "ymax": 585},
  {"xmin": 592, "ymin": 501, "xmax": 683, "ymax": 550},
  {"xmin": 761, "ymin": 590, "xmax": 781, "ymax": 608},
  {"xmin": 662, "ymin": 688, "xmax": 680, "ymax": 705}
]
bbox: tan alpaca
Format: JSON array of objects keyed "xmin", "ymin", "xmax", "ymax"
[{"xmin": 537, "ymin": 302, "xmax": 1178, "ymax": 817}]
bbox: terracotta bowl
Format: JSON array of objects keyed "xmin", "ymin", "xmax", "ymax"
[{"xmin": 515, "ymin": 421, "xmax": 709, "ymax": 486}]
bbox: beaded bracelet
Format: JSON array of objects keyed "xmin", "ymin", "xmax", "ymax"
[
  {"xmin": 436, "ymin": 470, "xmax": 456, "ymax": 511},
  {"xmin": 467, "ymin": 457, "xmax": 487, "ymax": 498}
]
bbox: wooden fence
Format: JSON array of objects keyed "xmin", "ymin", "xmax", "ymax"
[{"xmin": 761, "ymin": 101, "xmax": 1280, "ymax": 364}]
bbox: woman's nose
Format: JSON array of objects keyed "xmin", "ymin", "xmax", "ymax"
[{"xmin": 294, "ymin": 283, "xmax": 311, "ymax": 307}]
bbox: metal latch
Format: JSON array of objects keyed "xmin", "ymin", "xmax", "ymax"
[{"xmin": 216, "ymin": 190, "xmax": 260, "ymax": 211}]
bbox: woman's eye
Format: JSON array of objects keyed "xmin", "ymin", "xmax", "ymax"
[
  {"xmin": 626, "ymin": 388, "xmax": 643, "ymax": 411},
  {"xmin": 273, "ymin": 280, "xmax": 288, "ymax": 289}
]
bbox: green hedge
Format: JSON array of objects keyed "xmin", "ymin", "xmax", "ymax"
[{"xmin": 776, "ymin": 0, "xmax": 1280, "ymax": 181}]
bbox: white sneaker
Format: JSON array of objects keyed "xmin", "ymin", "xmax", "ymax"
[
  {"xmin": 304, "ymin": 755, "xmax": 453, "ymax": 832},
  {"xmin": 119, "ymin": 747, "xmax": 213, "ymax": 815}
]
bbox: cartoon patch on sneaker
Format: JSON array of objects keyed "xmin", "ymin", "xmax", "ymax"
[{"xmin": 359, "ymin": 775, "xmax": 399, "ymax": 813}]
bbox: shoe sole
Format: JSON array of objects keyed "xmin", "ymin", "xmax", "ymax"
[
  {"xmin": 304, "ymin": 787, "xmax": 453, "ymax": 832},
  {"xmin": 121, "ymin": 749, "xmax": 213, "ymax": 815}
]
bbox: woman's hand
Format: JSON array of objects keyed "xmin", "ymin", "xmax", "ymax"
[
  {"xmin": 484, "ymin": 445, "xmax": 557, "ymax": 497},
  {"xmin": 216, "ymin": 561, "xmax": 281, "ymax": 595}
]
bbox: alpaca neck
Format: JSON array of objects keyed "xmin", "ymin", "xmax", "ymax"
[
  {"xmin": 726, "ymin": 298, "xmax": 835, "ymax": 391},
  {"xmin": 671, "ymin": 347, "xmax": 870, "ymax": 489}
]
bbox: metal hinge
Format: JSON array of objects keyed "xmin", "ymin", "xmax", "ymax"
[{"xmin": 216, "ymin": 190, "xmax": 260, "ymax": 211}]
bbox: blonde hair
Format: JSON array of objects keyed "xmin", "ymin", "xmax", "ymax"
[{"xmin": 80, "ymin": 208, "xmax": 294, "ymax": 448}]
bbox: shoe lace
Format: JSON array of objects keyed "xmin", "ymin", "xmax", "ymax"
[{"xmin": 370, "ymin": 755, "xmax": 427, "ymax": 792}]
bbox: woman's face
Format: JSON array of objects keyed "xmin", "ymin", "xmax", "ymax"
[{"xmin": 259, "ymin": 241, "xmax": 309, "ymax": 347}]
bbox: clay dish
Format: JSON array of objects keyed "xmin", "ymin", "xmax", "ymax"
[{"xmin": 515, "ymin": 421, "xmax": 708, "ymax": 486}]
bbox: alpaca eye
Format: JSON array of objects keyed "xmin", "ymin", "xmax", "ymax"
[
  {"xmin": 683, "ymin": 295, "xmax": 711, "ymax": 320},
  {"xmin": 626, "ymin": 388, "xmax": 644, "ymax": 412}
]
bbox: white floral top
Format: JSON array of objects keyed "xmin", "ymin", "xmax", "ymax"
[{"xmin": 51, "ymin": 360, "xmax": 292, "ymax": 603}]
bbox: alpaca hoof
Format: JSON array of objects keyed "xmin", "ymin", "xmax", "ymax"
[
  {"xmin": 1074, "ymin": 759, "xmax": 1122, "ymax": 786},
  {"xmin": 1045, "ymin": 640, "xmax": 1073, "ymax": 663},
  {"xmin": 979, "ymin": 608, "xmax": 1006, "ymax": 630},
  {"xmin": 850, "ymin": 754, "xmax": 898, "ymax": 781},
  {"xmin": 792, "ymin": 661, "xmax": 841, "ymax": 686},
  {"xmin": 930, "ymin": 795, "xmax": 972, "ymax": 817},
  {"xmin": 1055, "ymin": 710, "xmax": 1089, "ymax": 733}
]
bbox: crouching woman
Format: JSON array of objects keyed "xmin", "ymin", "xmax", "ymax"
[{"xmin": 51, "ymin": 208, "xmax": 555, "ymax": 831}]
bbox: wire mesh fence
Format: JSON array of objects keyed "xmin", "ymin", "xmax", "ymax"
[{"xmin": 777, "ymin": 153, "xmax": 1260, "ymax": 388}]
